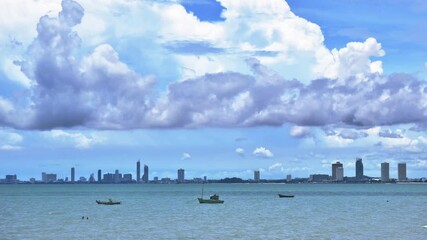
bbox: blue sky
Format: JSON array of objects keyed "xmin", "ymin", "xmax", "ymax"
[{"xmin": 0, "ymin": 0, "xmax": 427, "ymax": 180}]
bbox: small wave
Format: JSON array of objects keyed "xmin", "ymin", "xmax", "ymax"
[{"xmin": 48, "ymin": 211, "xmax": 62, "ymax": 215}]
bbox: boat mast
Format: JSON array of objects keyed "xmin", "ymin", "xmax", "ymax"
[{"xmin": 201, "ymin": 182, "xmax": 204, "ymax": 198}]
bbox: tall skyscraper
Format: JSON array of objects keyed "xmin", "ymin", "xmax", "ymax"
[
  {"xmin": 332, "ymin": 161, "xmax": 343, "ymax": 180},
  {"xmin": 143, "ymin": 165, "xmax": 149, "ymax": 183},
  {"xmin": 137, "ymin": 160, "xmax": 141, "ymax": 183},
  {"xmin": 71, "ymin": 167, "xmax": 75, "ymax": 183},
  {"xmin": 254, "ymin": 170, "xmax": 260, "ymax": 182},
  {"xmin": 177, "ymin": 168, "xmax": 185, "ymax": 183},
  {"xmin": 381, "ymin": 162, "xmax": 389, "ymax": 182},
  {"xmin": 97, "ymin": 169, "xmax": 102, "ymax": 183},
  {"xmin": 355, "ymin": 158, "xmax": 363, "ymax": 181},
  {"xmin": 336, "ymin": 167, "xmax": 344, "ymax": 181},
  {"xmin": 398, "ymin": 162, "xmax": 407, "ymax": 181}
]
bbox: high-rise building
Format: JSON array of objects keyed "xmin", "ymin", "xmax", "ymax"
[
  {"xmin": 286, "ymin": 174, "xmax": 292, "ymax": 182},
  {"xmin": 254, "ymin": 170, "xmax": 260, "ymax": 182},
  {"xmin": 123, "ymin": 173, "xmax": 132, "ymax": 183},
  {"xmin": 103, "ymin": 173, "xmax": 114, "ymax": 183},
  {"xmin": 71, "ymin": 167, "xmax": 75, "ymax": 183},
  {"xmin": 5, "ymin": 175, "xmax": 17, "ymax": 184},
  {"xmin": 309, "ymin": 174, "xmax": 329, "ymax": 182},
  {"xmin": 48, "ymin": 174, "xmax": 57, "ymax": 183},
  {"xmin": 398, "ymin": 162, "xmax": 407, "ymax": 181},
  {"xmin": 43, "ymin": 173, "xmax": 57, "ymax": 183},
  {"xmin": 137, "ymin": 160, "xmax": 141, "ymax": 183},
  {"xmin": 143, "ymin": 165, "xmax": 149, "ymax": 183},
  {"xmin": 114, "ymin": 170, "xmax": 122, "ymax": 183},
  {"xmin": 381, "ymin": 162, "xmax": 389, "ymax": 182},
  {"xmin": 177, "ymin": 168, "xmax": 185, "ymax": 183},
  {"xmin": 355, "ymin": 158, "xmax": 364, "ymax": 181},
  {"xmin": 89, "ymin": 173, "xmax": 95, "ymax": 183},
  {"xmin": 336, "ymin": 167, "xmax": 344, "ymax": 181},
  {"xmin": 97, "ymin": 169, "xmax": 102, "ymax": 183},
  {"xmin": 332, "ymin": 161, "xmax": 343, "ymax": 180}
]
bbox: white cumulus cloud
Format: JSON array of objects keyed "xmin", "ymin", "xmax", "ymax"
[
  {"xmin": 49, "ymin": 130, "xmax": 103, "ymax": 149},
  {"xmin": 290, "ymin": 126, "xmax": 311, "ymax": 138},
  {"xmin": 0, "ymin": 131, "xmax": 23, "ymax": 151},
  {"xmin": 0, "ymin": 131, "xmax": 23, "ymax": 144},
  {"xmin": 316, "ymin": 38, "xmax": 385, "ymax": 81},
  {"xmin": 235, "ymin": 147, "xmax": 245, "ymax": 157},
  {"xmin": 182, "ymin": 152, "xmax": 191, "ymax": 160},
  {"xmin": 3, "ymin": 59, "xmax": 33, "ymax": 87},
  {"xmin": 253, "ymin": 147, "xmax": 274, "ymax": 158},
  {"xmin": 0, "ymin": 145, "xmax": 22, "ymax": 151},
  {"xmin": 268, "ymin": 163, "xmax": 283, "ymax": 171}
]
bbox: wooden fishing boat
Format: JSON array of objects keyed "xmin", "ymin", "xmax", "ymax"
[
  {"xmin": 197, "ymin": 183, "xmax": 224, "ymax": 204},
  {"xmin": 198, "ymin": 194, "xmax": 224, "ymax": 204}
]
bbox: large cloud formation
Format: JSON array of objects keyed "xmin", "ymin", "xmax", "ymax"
[
  {"xmin": 14, "ymin": 0, "xmax": 154, "ymax": 129},
  {"xmin": 1, "ymin": 0, "xmax": 427, "ymax": 130}
]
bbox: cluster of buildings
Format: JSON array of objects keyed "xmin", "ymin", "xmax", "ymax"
[
  {"xmin": 0, "ymin": 160, "xmax": 198, "ymax": 184},
  {"xmin": 306, "ymin": 158, "xmax": 407, "ymax": 183},
  {"xmin": 252, "ymin": 158, "xmax": 412, "ymax": 183}
]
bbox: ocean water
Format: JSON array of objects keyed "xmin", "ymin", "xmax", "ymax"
[{"xmin": 0, "ymin": 183, "xmax": 426, "ymax": 239}]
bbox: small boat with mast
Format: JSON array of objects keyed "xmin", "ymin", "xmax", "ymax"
[{"xmin": 197, "ymin": 183, "xmax": 224, "ymax": 204}]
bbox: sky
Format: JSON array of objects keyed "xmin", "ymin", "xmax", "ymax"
[{"xmin": 0, "ymin": 0, "xmax": 427, "ymax": 180}]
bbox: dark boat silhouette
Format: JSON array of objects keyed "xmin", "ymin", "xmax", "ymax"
[
  {"xmin": 96, "ymin": 198, "xmax": 121, "ymax": 205},
  {"xmin": 278, "ymin": 194, "xmax": 294, "ymax": 198}
]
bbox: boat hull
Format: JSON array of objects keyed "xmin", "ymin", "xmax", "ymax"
[
  {"xmin": 278, "ymin": 194, "xmax": 294, "ymax": 198},
  {"xmin": 96, "ymin": 200, "xmax": 121, "ymax": 205},
  {"xmin": 197, "ymin": 198, "xmax": 224, "ymax": 204}
]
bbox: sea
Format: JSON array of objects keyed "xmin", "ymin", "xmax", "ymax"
[{"xmin": 0, "ymin": 183, "xmax": 426, "ymax": 240}]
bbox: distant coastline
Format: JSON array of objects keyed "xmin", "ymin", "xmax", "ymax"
[{"xmin": 1, "ymin": 178, "xmax": 426, "ymax": 185}]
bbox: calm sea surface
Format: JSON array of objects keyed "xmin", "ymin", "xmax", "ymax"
[{"xmin": 0, "ymin": 183, "xmax": 426, "ymax": 239}]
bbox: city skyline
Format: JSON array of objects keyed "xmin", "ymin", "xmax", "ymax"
[
  {"xmin": 1, "ymin": 159, "xmax": 416, "ymax": 184},
  {"xmin": 1, "ymin": 0, "xmax": 427, "ymax": 180}
]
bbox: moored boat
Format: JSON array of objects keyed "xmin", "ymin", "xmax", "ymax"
[
  {"xmin": 198, "ymin": 183, "xmax": 224, "ymax": 204},
  {"xmin": 96, "ymin": 198, "xmax": 121, "ymax": 205},
  {"xmin": 198, "ymin": 194, "xmax": 224, "ymax": 204},
  {"xmin": 278, "ymin": 194, "xmax": 294, "ymax": 198}
]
